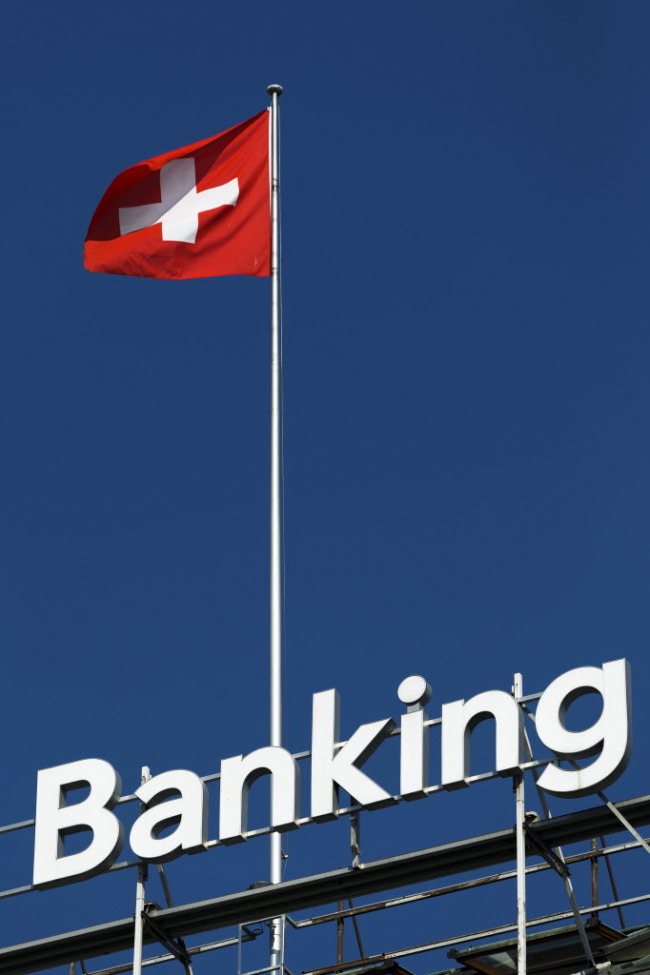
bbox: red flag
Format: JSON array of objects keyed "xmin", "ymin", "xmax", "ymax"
[{"xmin": 84, "ymin": 111, "xmax": 270, "ymax": 280}]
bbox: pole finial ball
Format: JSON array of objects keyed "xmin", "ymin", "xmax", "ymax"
[{"xmin": 267, "ymin": 84, "xmax": 284, "ymax": 96}]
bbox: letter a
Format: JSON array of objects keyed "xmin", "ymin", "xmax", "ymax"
[{"xmin": 130, "ymin": 770, "xmax": 208, "ymax": 862}]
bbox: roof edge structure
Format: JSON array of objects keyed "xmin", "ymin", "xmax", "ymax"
[{"xmin": 2, "ymin": 793, "xmax": 650, "ymax": 975}]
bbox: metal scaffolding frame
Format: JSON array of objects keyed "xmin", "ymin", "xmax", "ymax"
[{"xmin": 1, "ymin": 792, "xmax": 650, "ymax": 975}]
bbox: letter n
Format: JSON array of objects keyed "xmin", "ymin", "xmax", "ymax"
[
  {"xmin": 219, "ymin": 746, "xmax": 300, "ymax": 844},
  {"xmin": 441, "ymin": 690, "xmax": 523, "ymax": 789}
]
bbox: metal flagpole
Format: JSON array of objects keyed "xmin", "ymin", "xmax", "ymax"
[
  {"xmin": 132, "ymin": 766, "xmax": 150, "ymax": 975},
  {"xmin": 267, "ymin": 82, "xmax": 285, "ymax": 975},
  {"xmin": 513, "ymin": 675, "xmax": 526, "ymax": 975}
]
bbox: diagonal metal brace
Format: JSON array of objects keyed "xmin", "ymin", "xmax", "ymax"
[
  {"xmin": 520, "ymin": 707, "xmax": 596, "ymax": 970},
  {"xmin": 524, "ymin": 824, "xmax": 570, "ymax": 878},
  {"xmin": 142, "ymin": 909, "xmax": 194, "ymax": 975}
]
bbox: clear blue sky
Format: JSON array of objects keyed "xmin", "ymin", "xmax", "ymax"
[{"xmin": 2, "ymin": 2, "xmax": 650, "ymax": 972}]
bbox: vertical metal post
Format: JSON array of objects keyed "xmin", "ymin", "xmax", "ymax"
[
  {"xmin": 513, "ymin": 674, "xmax": 526, "ymax": 975},
  {"xmin": 350, "ymin": 812, "xmax": 361, "ymax": 869},
  {"xmin": 591, "ymin": 838, "xmax": 599, "ymax": 914},
  {"xmin": 337, "ymin": 901, "xmax": 345, "ymax": 967},
  {"xmin": 267, "ymin": 81, "xmax": 285, "ymax": 975},
  {"xmin": 600, "ymin": 835, "xmax": 626, "ymax": 928},
  {"xmin": 132, "ymin": 766, "xmax": 150, "ymax": 975}
]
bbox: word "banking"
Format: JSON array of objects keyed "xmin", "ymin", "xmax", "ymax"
[{"xmin": 33, "ymin": 659, "xmax": 631, "ymax": 888}]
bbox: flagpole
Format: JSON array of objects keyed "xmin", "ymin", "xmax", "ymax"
[{"xmin": 267, "ymin": 81, "xmax": 285, "ymax": 975}]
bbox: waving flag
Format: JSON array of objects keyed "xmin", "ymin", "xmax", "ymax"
[{"xmin": 84, "ymin": 111, "xmax": 270, "ymax": 280}]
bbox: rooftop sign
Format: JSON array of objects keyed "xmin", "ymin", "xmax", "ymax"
[{"xmin": 32, "ymin": 658, "xmax": 632, "ymax": 889}]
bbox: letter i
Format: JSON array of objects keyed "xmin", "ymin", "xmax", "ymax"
[{"xmin": 398, "ymin": 675, "xmax": 432, "ymax": 799}]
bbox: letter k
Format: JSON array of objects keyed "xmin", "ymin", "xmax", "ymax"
[{"xmin": 311, "ymin": 689, "xmax": 396, "ymax": 820}]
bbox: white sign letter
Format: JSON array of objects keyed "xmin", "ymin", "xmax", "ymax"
[
  {"xmin": 441, "ymin": 690, "xmax": 523, "ymax": 789},
  {"xmin": 129, "ymin": 770, "xmax": 208, "ymax": 862},
  {"xmin": 311, "ymin": 689, "xmax": 396, "ymax": 820},
  {"xmin": 536, "ymin": 659, "xmax": 632, "ymax": 797},
  {"xmin": 33, "ymin": 758, "xmax": 123, "ymax": 888},
  {"xmin": 219, "ymin": 746, "xmax": 300, "ymax": 844},
  {"xmin": 398, "ymin": 675, "xmax": 432, "ymax": 799}
]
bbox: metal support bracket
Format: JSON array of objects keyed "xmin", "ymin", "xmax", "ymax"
[
  {"xmin": 143, "ymin": 909, "xmax": 194, "ymax": 975},
  {"xmin": 350, "ymin": 812, "xmax": 361, "ymax": 870},
  {"xmin": 524, "ymin": 825, "xmax": 570, "ymax": 878},
  {"xmin": 519, "ymin": 708, "xmax": 596, "ymax": 970}
]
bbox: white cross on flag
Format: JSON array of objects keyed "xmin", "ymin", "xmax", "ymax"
[{"xmin": 84, "ymin": 111, "xmax": 270, "ymax": 280}]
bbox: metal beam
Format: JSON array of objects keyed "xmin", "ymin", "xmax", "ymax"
[{"xmin": 2, "ymin": 793, "xmax": 650, "ymax": 975}]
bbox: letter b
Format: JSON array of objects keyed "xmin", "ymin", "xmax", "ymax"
[{"xmin": 33, "ymin": 758, "xmax": 124, "ymax": 887}]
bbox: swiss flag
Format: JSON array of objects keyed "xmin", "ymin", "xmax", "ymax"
[{"xmin": 84, "ymin": 111, "xmax": 270, "ymax": 280}]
